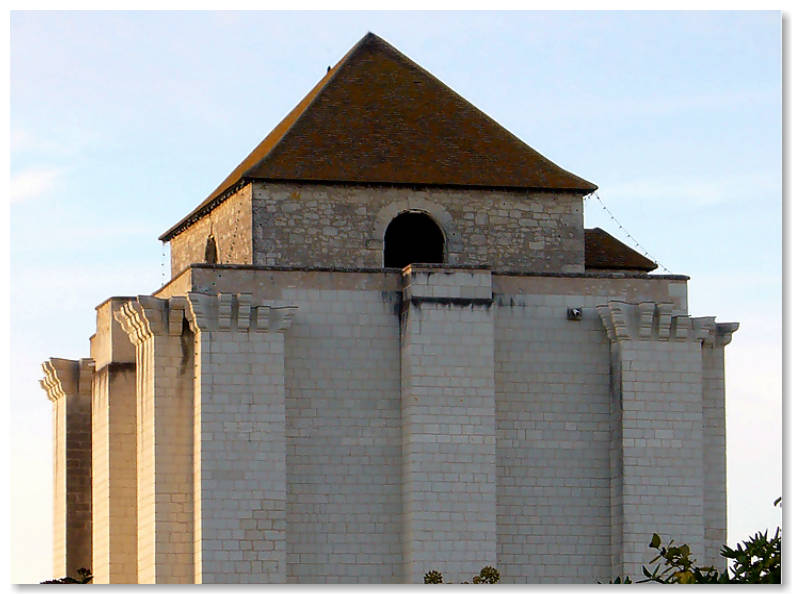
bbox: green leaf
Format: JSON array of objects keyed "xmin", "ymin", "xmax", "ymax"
[{"xmin": 650, "ymin": 533, "xmax": 661, "ymax": 549}]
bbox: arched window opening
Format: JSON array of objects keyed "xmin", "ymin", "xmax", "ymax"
[
  {"xmin": 383, "ymin": 211, "xmax": 445, "ymax": 268},
  {"xmin": 204, "ymin": 235, "xmax": 218, "ymax": 265}
]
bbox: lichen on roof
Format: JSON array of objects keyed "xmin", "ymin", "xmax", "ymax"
[{"xmin": 584, "ymin": 227, "xmax": 657, "ymax": 272}]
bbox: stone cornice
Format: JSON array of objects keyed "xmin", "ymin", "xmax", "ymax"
[
  {"xmin": 40, "ymin": 358, "xmax": 75, "ymax": 402},
  {"xmin": 174, "ymin": 262, "xmax": 689, "ymax": 281},
  {"xmin": 186, "ymin": 292, "xmax": 297, "ymax": 333},
  {"xmin": 695, "ymin": 318, "xmax": 740, "ymax": 347},
  {"xmin": 716, "ymin": 322, "xmax": 740, "ymax": 346},
  {"xmin": 136, "ymin": 296, "xmax": 168, "ymax": 337},
  {"xmin": 115, "ymin": 300, "xmax": 154, "ymax": 347},
  {"xmin": 598, "ymin": 301, "xmax": 739, "ymax": 347},
  {"xmin": 40, "ymin": 358, "xmax": 93, "ymax": 402},
  {"xmin": 115, "ymin": 293, "xmax": 298, "ymax": 338},
  {"xmin": 114, "ymin": 296, "xmax": 190, "ymax": 346}
]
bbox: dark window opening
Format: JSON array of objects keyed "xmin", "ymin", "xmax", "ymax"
[
  {"xmin": 204, "ymin": 235, "xmax": 218, "ymax": 265},
  {"xmin": 383, "ymin": 212, "xmax": 445, "ymax": 268}
]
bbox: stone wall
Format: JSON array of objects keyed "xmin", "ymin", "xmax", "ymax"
[
  {"xmin": 187, "ymin": 293, "xmax": 294, "ymax": 584},
  {"xmin": 115, "ymin": 298, "xmax": 195, "ymax": 583},
  {"xmin": 51, "ymin": 379, "xmax": 66, "ymax": 577},
  {"xmin": 701, "ymin": 323, "xmax": 737, "ymax": 568},
  {"xmin": 494, "ymin": 292, "xmax": 612, "ymax": 583},
  {"xmin": 597, "ymin": 303, "xmax": 735, "ymax": 579},
  {"xmin": 172, "ymin": 267, "xmax": 710, "ymax": 583},
  {"xmin": 91, "ymin": 363, "xmax": 138, "ymax": 584},
  {"xmin": 107, "ymin": 365, "xmax": 138, "ymax": 581},
  {"xmin": 58, "ymin": 266, "xmax": 732, "ymax": 583},
  {"xmin": 41, "ymin": 358, "xmax": 94, "ymax": 581},
  {"xmin": 170, "ymin": 180, "xmax": 586, "ymax": 276},
  {"xmin": 281, "ymin": 283, "xmax": 403, "ymax": 583},
  {"xmin": 169, "ymin": 185, "xmax": 253, "ymax": 277},
  {"xmin": 401, "ymin": 268, "xmax": 497, "ymax": 583},
  {"xmin": 91, "ymin": 298, "xmax": 138, "ymax": 584},
  {"xmin": 250, "ymin": 182, "xmax": 584, "ymax": 273},
  {"xmin": 91, "ymin": 367, "xmax": 110, "ymax": 583}
]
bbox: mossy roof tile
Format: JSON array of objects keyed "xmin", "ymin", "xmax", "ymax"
[{"xmin": 161, "ymin": 33, "xmax": 597, "ymax": 241}]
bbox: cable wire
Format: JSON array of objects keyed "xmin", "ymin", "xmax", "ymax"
[
  {"xmin": 161, "ymin": 241, "xmax": 166, "ymax": 286},
  {"xmin": 585, "ymin": 191, "xmax": 672, "ymax": 274}
]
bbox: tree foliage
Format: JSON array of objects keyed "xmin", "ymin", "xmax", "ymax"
[
  {"xmin": 41, "ymin": 568, "xmax": 93, "ymax": 584},
  {"xmin": 621, "ymin": 528, "xmax": 781, "ymax": 584},
  {"xmin": 611, "ymin": 499, "xmax": 781, "ymax": 584},
  {"xmin": 721, "ymin": 528, "xmax": 782, "ymax": 583},
  {"xmin": 424, "ymin": 566, "xmax": 500, "ymax": 584},
  {"xmin": 469, "ymin": 566, "xmax": 500, "ymax": 584}
]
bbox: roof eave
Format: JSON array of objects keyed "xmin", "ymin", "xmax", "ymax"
[
  {"xmin": 158, "ymin": 177, "xmax": 251, "ymax": 242},
  {"xmin": 586, "ymin": 264, "xmax": 658, "ymax": 273}
]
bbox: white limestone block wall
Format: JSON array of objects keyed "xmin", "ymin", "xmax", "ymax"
[
  {"xmin": 186, "ymin": 292, "xmax": 295, "ymax": 584},
  {"xmin": 701, "ymin": 321, "xmax": 738, "ymax": 568},
  {"xmin": 106, "ymin": 366, "xmax": 137, "ymax": 582},
  {"xmin": 400, "ymin": 267, "xmax": 497, "ymax": 583},
  {"xmin": 281, "ymin": 286, "xmax": 402, "ymax": 583},
  {"xmin": 91, "ymin": 368, "xmax": 110, "ymax": 583},
  {"xmin": 78, "ymin": 267, "xmax": 733, "ymax": 584},
  {"xmin": 41, "ymin": 360, "xmax": 68, "ymax": 578},
  {"xmin": 622, "ymin": 337, "xmax": 704, "ymax": 576},
  {"xmin": 494, "ymin": 293, "xmax": 612, "ymax": 583},
  {"xmin": 116, "ymin": 297, "xmax": 195, "ymax": 583},
  {"xmin": 90, "ymin": 298, "xmax": 138, "ymax": 584},
  {"xmin": 40, "ymin": 358, "xmax": 93, "ymax": 581},
  {"xmin": 598, "ymin": 302, "xmax": 735, "ymax": 579}
]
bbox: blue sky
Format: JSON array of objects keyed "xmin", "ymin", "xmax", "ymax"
[{"xmin": 9, "ymin": 11, "xmax": 781, "ymax": 583}]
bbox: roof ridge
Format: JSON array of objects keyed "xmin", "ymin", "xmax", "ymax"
[
  {"xmin": 240, "ymin": 32, "xmax": 383, "ymax": 182},
  {"xmin": 161, "ymin": 33, "xmax": 598, "ymax": 241},
  {"xmin": 372, "ymin": 36, "xmax": 593, "ymax": 190},
  {"xmin": 246, "ymin": 31, "xmax": 596, "ymax": 192},
  {"xmin": 159, "ymin": 33, "xmax": 382, "ymax": 241}
]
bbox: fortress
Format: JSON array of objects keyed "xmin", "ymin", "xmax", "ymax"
[{"xmin": 40, "ymin": 33, "xmax": 737, "ymax": 583}]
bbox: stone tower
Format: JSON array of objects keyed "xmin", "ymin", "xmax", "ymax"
[{"xmin": 41, "ymin": 33, "xmax": 737, "ymax": 583}]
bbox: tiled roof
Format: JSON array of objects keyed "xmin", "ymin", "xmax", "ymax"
[
  {"xmin": 585, "ymin": 227, "xmax": 657, "ymax": 272},
  {"xmin": 161, "ymin": 33, "xmax": 597, "ymax": 241}
]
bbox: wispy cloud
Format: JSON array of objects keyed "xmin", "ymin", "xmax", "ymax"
[
  {"xmin": 11, "ymin": 123, "xmax": 105, "ymax": 158},
  {"xmin": 9, "ymin": 167, "xmax": 64, "ymax": 204}
]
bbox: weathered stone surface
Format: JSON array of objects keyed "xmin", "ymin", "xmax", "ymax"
[
  {"xmin": 251, "ymin": 183, "xmax": 584, "ymax": 272},
  {"xmin": 170, "ymin": 184, "xmax": 253, "ymax": 277},
  {"xmin": 40, "ymin": 358, "xmax": 93, "ymax": 581},
  {"xmin": 168, "ymin": 181, "xmax": 585, "ymax": 275}
]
